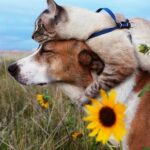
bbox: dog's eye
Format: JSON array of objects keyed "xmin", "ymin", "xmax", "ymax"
[{"xmin": 41, "ymin": 50, "xmax": 55, "ymax": 56}]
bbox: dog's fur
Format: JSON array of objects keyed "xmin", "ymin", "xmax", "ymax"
[
  {"xmin": 32, "ymin": 0, "xmax": 150, "ymax": 99},
  {"xmin": 8, "ymin": 40, "xmax": 150, "ymax": 150}
]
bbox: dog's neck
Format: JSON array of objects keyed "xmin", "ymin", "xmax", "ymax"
[
  {"xmin": 57, "ymin": 83, "xmax": 85, "ymax": 105},
  {"xmin": 115, "ymin": 73, "xmax": 136, "ymax": 104},
  {"xmin": 57, "ymin": 72, "xmax": 138, "ymax": 106},
  {"xmin": 59, "ymin": 6, "xmax": 116, "ymax": 40}
]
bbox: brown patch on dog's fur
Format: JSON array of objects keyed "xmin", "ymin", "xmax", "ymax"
[
  {"xmin": 134, "ymin": 71, "xmax": 150, "ymax": 93},
  {"xmin": 34, "ymin": 40, "xmax": 104, "ymax": 88},
  {"xmin": 127, "ymin": 71, "xmax": 150, "ymax": 150}
]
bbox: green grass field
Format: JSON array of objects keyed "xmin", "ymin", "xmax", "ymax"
[{"xmin": 0, "ymin": 53, "xmax": 116, "ymax": 150}]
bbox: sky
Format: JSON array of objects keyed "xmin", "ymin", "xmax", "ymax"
[{"xmin": 0, "ymin": 0, "xmax": 150, "ymax": 51}]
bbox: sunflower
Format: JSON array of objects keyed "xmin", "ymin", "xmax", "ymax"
[
  {"xmin": 71, "ymin": 131, "xmax": 83, "ymax": 140},
  {"xmin": 36, "ymin": 94, "xmax": 49, "ymax": 109},
  {"xmin": 83, "ymin": 89, "xmax": 126, "ymax": 144}
]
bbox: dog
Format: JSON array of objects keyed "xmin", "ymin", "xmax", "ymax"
[
  {"xmin": 32, "ymin": 0, "xmax": 150, "ymax": 99},
  {"xmin": 8, "ymin": 40, "xmax": 150, "ymax": 150},
  {"xmin": 8, "ymin": 40, "xmax": 104, "ymax": 104}
]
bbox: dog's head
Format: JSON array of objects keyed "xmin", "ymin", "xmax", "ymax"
[
  {"xmin": 8, "ymin": 40, "xmax": 104, "ymax": 89},
  {"xmin": 32, "ymin": 0, "xmax": 100, "ymax": 44}
]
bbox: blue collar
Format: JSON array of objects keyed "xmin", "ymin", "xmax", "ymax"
[{"xmin": 88, "ymin": 8, "xmax": 131, "ymax": 39}]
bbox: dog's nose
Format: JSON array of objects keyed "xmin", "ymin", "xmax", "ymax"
[{"xmin": 8, "ymin": 63, "xmax": 19, "ymax": 77}]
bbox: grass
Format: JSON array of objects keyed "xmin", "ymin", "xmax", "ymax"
[{"xmin": 0, "ymin": 53, "xmax": 116, "ymax": 150}]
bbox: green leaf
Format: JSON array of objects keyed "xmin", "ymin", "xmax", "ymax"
[
  {"xmin": 143, "ymin": 148, "xmax": 150, "ymax": 150},
  {"xmin": 0, "ymin": 143, "xmax": 8, "ymax": 150},
  {"xmin": 138, "ymin": 83, "xmax": 150, "ymax": 97},
  {"xmin": 42, "ymin": 90, "xmax": 52, "ymax": 101},
  {"xmin": 139, "ymin": 44, "xmax": 150, "ymax": 54},
  {"xmin": 43, "ymin": 95, "xmax": 50, "ymax": 101}
]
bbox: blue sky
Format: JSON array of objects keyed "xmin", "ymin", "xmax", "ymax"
[{"xmin": 0, "ymin": 0, "xmax": 150, "ymax": 51}]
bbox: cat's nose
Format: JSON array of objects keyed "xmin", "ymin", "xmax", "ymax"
[
  {"xmin": 32, "ymin": 32, "xmax": 36, "ymax": 39},
  {"xmin": 32, "ymin": 31, "xmax": 39, "ymax": 40},
  {"xmin": 8, "ymin": 63, "xmax": 19, "ymax": 77}
]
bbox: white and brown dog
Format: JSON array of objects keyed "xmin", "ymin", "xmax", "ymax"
[
  {"xmin": 32, "ymin": 0, "xmax": 150, "ymax": 99},
  {"xmin": 8, "ymin": 40, "xmax": 150, "ymax": 150}
]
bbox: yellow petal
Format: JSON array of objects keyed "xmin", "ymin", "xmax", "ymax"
[
  {"xmin": 39, "ymin": 101, "xmax": 43, "ymax": 105},
  {"xmin": 44, "ymin": 103, "xmax": 49, "ymax": 109},
  {"xmin": 114, "ymin": 103, "xmax": 126, "ymax": 114},
  {"xmin": 116, "ymin": 113, "xmax": 126, "ymax": 121},
  {"xmin": 108, "ymin": 89, "xmax": 116, "ymax": 106},
  {"xmin": 85, "ymin": 105, "xmax": 99, "ymax": 115},
  {"xmin": 83, "ymin": 116, "xmax": 98, "ymax": 122},
  {"xmin": 72, "ymin": 132, "xmax": 83, "ymax": 139},
  {"xmin": 87, "ymin": 122, "xmax": 100, "ymax": 129},
  {"xmin": 96, "ymin": 129, "xmax": 111, "ymax": 144},
  {"xmin": 37, "ymin": 95, "xmax": 43, "ymax": 100},
  {"xmin": 100, "ymin": 89, "xmax": 109, "ymax": 104},
  {"xmin": 41, "ymin": 103, "xmax": 45, "ymax": 107},
  {"xmin": 90, "ymin": 98, "xmax": 102, "ymax": 107},
  {"xmin": 89, "ymin": 127, "xmax": 100, "ymax": 137},
  {"xmin": 112, "ymin": 125, "xmax": 126, "ymax": 142}
]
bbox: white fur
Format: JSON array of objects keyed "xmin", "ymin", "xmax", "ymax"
[
  {"xmin": 34, "ymin": 19, "xmax": 39, "ymax": 32},
  {"xmin": 58, "ymin": 83, "xmax": 85, "ymax": 105},
  {"xmin": 115, "ymin": 73, "xmax": 136, "ymax": 103},
  {"xmin": 122, "ymin": 92, "xmax": 140, "ymax": 150},
  {"xmin": 57, "ymin": 6, "xmax": 116, "ymax": 40},
  {"xmin": 16, "ymin": 47, "xmax": 52, "ymax": 85}
]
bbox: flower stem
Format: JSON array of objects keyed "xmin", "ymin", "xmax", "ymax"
[
  {"xmin": 106, "ymin": 143, "xmax": 114, "ymax": 150},
  {"xmin": 120, "ymin": 141, "xmax": 123, "ymax": 150}
]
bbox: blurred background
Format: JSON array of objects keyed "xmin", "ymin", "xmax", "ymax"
[{"xmin": 0, "ymin": 0, "xmax": 150, "ymax": 51}]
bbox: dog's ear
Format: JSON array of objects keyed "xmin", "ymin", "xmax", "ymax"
[
  {"xmin": 78, "ymin": 50, "xmax": 104, "ymax": 75},
  {"xmin": 47, "ymin": 0, "xmax": 57, "ymax": 15}
]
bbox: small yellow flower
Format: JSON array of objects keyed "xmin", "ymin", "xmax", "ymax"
[
  {"xmin": 36, "ymin": 94, "xmax": 49, "ymax": 109},
  {"xmin": 41, "ymin": 101, "xmax": 49, "ymax": 109},
  {"xmin": 83, "ymin": 89, "xmax": 126, "ymax": 144},
  {"xmin": 71, "ymin": 131, "xmax": 83, "ymax": 140},
  {"xmin": 37, "ymin": 95, "xmax": 43, "ymax": 102}
]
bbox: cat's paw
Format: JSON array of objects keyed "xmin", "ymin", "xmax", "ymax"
[
  {"xmin": 85, "ymin": 81, "xmax": 100, "ymax": 98},
  {"xmin": 79, "ymin": 93, "xmax": 91, "ymax": 106}
]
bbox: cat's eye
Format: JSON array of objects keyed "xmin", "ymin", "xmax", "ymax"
[{"xmin": 38, "ymin": 23, "xmax": 44, "ymax": 29}]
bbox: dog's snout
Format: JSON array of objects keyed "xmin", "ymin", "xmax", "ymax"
[{"xmin": 8, "ymin": 63, "xmax": 19, "ymax": 77}]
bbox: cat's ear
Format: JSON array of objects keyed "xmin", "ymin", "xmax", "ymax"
[
  {"xmin": 47, "ymin": 0, "xmax": 57, "ymax": 15},
  {"xmin": 78, "ymin": 49, "xmax": 104, "ymax": 75},
  {"xmin": 47, "ymin": 0, "xmax": 67, "ymax": 22}
]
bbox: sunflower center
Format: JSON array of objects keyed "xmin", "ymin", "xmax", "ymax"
[{"xmin": 99, "ymin": 106, "xmax": 116, "ymax": 127}]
